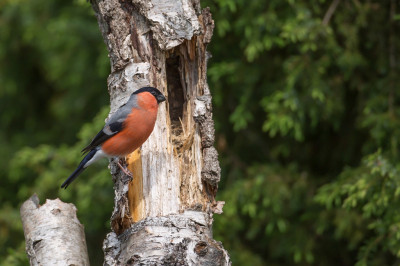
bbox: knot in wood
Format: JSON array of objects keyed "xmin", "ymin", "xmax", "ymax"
[
  {"xmin": 126, "ymin": 255, "xmax": 140, "ymax": 265},
  {"xmin": 194, "ymin": 241, "xmax": 208, "ymax": 256},
  {"xmin": 50, "ymin": 208, "xmax": 61, "ymax": 216}
]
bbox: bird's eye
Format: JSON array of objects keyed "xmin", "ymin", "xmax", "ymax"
[{"xmin": 151, "ymin": 91, "xmax": 156, "ymax": 95}]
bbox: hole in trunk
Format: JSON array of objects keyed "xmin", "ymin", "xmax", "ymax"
[{"xmin": 166, "ymin": 52, "xmax": 185, "ymax": 151}]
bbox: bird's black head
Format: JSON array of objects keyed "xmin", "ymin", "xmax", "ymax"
[{"xmin": 133, "ymin": 87, "xmax": 166, "ymax": 103}]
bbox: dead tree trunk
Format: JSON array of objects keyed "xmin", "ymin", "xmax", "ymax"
[{"xmin": 90, "ymin": 0, "xmax": 230, "ymax": 265}]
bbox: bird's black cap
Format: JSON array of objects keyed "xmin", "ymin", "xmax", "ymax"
[{"xmin": 133, "ymin": 87, "xmax": 166, "ymax": 103}]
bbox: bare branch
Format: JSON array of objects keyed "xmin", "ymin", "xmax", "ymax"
[{"xmin": 322, "ymin": 0, "xmax": 341, "ymax": 26}]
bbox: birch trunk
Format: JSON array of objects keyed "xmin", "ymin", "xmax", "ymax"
[
  {"xmin": 90, "ymin": 0, "xmax": 231, "ymax": 265},
  {"xmin": 20, "ymin": 194, "xmax": 90, "ymax": 266}
]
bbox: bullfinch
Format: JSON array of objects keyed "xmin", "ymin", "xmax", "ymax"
[{"xmin": 61, "ymin": 87, "xmax": 166, "ymax": 189}]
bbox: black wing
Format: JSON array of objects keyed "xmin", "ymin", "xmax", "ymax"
[
  {"xmin": 81, "ymin": 121, "xmax": 124, "ymax": 154},
  {"xmin": 81, "ymin": 99, "xmax": 135, "ymax": 154}
]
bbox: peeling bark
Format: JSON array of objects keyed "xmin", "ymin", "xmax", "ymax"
[
  {"xmin": 103, "ymin": 211, "xmax": 229, "ymax": 266},
  {"xmin": 89, "ymin": 0, "xmax": 229, "ymax": 264},
  {"xmin": 20, "ymin": 194, "xmax": 90, "ymax": 266}
]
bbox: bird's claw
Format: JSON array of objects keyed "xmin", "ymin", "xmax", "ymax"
[{"xmin": 117, "ymin": 161, "xmax": 133, "ymax": 177}]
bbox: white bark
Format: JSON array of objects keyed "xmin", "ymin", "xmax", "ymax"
[
  {"xmin": 103, "ymin": 211, "xmax": 230, "ymax": 265},
  {"xmin": 20, "ymin": 194, "xmax": 90, "ymax": 266},
  {"xmin": 90, "ymin": 0, "xmax": 230, "ymax": 264}
]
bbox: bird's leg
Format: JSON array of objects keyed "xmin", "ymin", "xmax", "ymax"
[{"xmin": 117, "ymin": 158, "xmax": 133, "ymax": 177}]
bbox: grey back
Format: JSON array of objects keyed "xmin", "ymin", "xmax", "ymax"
[{"xmin": 106, "ymin": 93, "xmax": 139, "ymax": 126}]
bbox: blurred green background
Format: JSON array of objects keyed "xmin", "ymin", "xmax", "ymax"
[{"xmin": 1, "ymin": 0, "xmax": 400, "ymax": 265}]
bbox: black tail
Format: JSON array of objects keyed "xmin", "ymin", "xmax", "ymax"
[{"xmin": 61, "ymin": 148, "xmax": 98, "ymax": 189}]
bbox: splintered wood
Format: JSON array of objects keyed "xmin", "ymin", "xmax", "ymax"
[{"xmin": 127, "ymin": 149, "xmax": 144, "ymax": 222}]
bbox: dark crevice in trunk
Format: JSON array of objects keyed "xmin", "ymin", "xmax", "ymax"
[{"xmin": 167, "ymin": 52, "xmax": 185, "ymax": 151}]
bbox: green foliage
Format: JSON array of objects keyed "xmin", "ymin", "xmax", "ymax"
[
  {"xmin": 204, "ymin": 0, "xmax": 400, "ymax": 265},
  {"xmin": 315, "ymin": 150, "xmax": 400, "ymax": 265},
  {"xmin": 1, "ymin": 0, "xmax": 400, "ymax": 265},
  {"xmin": 2, "ymin": 107, "xmax": 114, "ymax": 265},
  {"xmin": 0, "ymin": 0, "xmax": 110, "ymax": 264}
]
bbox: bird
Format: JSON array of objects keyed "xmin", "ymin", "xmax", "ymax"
[{"xmin": 61, "ymin": 87, "xmax": 166, "ymax": 189}]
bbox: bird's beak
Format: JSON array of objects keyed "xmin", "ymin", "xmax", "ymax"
[{"xmin": 157, "ymin": 94, "xmax": 166, "ymax": 103}]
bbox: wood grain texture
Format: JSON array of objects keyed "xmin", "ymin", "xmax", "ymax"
[
  {"xmin": 20, "ymin": 194, "xmax": 90, "ymax": 266},
  {"xmin": 127, "ymin": 149, "xmax": 145, "ymax": 222}
]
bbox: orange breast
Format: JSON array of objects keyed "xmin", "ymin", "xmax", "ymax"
[{"xmin": 102, "ymin": 93, "xmax": 158, "ymax": 156}]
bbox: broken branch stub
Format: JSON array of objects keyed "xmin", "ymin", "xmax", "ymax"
[{"xmin": 20, "ymin": 194, "xmax": 90, "ymax": 266}]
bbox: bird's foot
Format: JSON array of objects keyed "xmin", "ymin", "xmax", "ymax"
[{"xmin": 117, "ymin": 161, "xmax": 133, "ymax": 177}]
